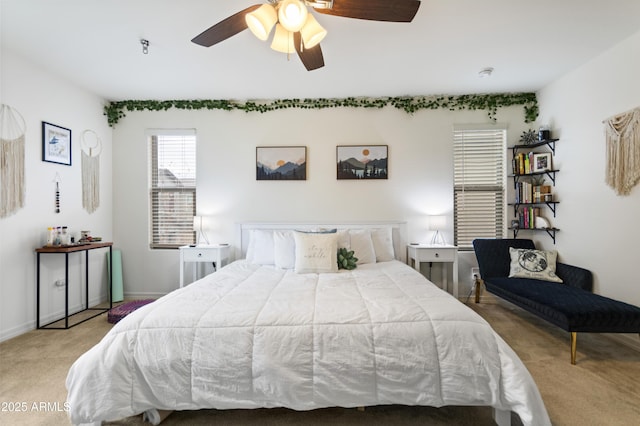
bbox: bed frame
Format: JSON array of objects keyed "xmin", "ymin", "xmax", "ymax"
[{"xmin": 236, "ymin": 221, "xmax": 408, "ymax": 263}]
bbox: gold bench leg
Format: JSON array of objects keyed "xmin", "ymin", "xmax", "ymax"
[{"xmin": 571, "ymin": 332, "xmax": 577, "ymax": 365}]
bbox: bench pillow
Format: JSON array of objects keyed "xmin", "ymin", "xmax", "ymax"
[{"xmin": 508, "ymin": 247, "xmax": 563, "ymax": 283}]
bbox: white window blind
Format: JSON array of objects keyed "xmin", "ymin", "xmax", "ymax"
[
  {"xmin": 453, "ymin": 126, "xmax": 506, "ymax": 250},
  {"xmin": 149, "ymin": 131, "xmax": 196, "ymax": 249}
]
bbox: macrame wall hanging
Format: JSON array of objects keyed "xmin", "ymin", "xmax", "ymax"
[
  {"xmin": 0, "ymin": 104, "xmax": 27, "ymax": 218},
  {"xmin": 604, "ymin": 106, "xmax": 640, "ymax": 196},
  {"xmin": 81, "ymin": 129, "xmax": 101, "ymax": 213}
]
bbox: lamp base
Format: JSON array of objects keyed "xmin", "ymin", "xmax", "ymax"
[{"xmin": 430, "ymin": 231, "xmax": 446, "ymax": 245}]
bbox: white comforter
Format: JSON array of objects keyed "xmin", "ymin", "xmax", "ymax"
[{"xmin": 66, "ymin": 260, "xmax": 550, "ymax": 425}]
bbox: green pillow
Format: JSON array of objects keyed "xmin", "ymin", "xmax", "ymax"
[{"xmin": 337, "ymin": 247, "xmax": 358, "ymax": 270}]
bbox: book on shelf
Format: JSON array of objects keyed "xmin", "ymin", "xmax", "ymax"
[
  {"xmin": 515, "ymin": 182, "xmax": 553, "ymax": 204},
  {"xmin": 517, "ymin": 206, "xmax": 549, "ymax": 229}
]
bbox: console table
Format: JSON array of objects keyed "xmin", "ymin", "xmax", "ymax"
[
  {"xmin": 35, "ymin": 242, "xmax": 113, "ymax": 329},
  {"xmin": 407, "ymin": 244, "xmax": 459, "ymax": 298}
]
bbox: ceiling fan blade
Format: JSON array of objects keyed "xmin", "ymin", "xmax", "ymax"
[
  {"xmin": 314, "ymin": 0, "xmax": 420, "ymax": 22},
  {"xmin": 191, "ymin": 4, "xmax": 262, "ymax": 47},
  {"xmin": 294, "ymin": 32, "xmax": 325, "ymax": 71}
]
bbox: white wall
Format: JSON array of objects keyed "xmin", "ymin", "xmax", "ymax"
[
  {"xmin": 0, "ymin": 49, "xmax": 113, "ymax": 341},
  {"xmin": 112, "ymin": 106, "xmax": 531, "ymax": 298},
  {"xmin": 537, "ymin": 29, "xmax": 640, "ymax": 306}
]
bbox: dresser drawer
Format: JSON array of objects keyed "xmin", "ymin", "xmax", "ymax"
[
  {"xmin": 182, "ymin": 248, "xmax": 218, "ymax": 262},
  {"xmin": 413, "ymin": 248, "xmax": 456, "ymax": 262}
]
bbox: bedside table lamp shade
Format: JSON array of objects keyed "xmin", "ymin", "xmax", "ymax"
[{"xmin": 193, "ymin": 215, "xmax": 210, "ymax": 245}]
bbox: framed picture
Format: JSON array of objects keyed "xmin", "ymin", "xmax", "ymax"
[
  {"xmin": 337, "ymin": 145, "xmax": 388, "ymax": 180},
  {"xmin": 42, "ymin": 122, "xmax": 72, "ymax": 165},
  {"xmin": 256, "ymin": 146, "xmax": 306, "ymax": 180},
  {"xmin": 533, "ymin": 152, "xmax": 552, "ymax": 172}
]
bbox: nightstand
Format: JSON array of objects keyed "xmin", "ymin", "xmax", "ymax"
[
  {"xmin": 179, "ymin": 244, "xmax": 230, "ymax": 287},
  {"xmin": 407, "ymin": 244, "xmax": 459, "ymax": 298}
]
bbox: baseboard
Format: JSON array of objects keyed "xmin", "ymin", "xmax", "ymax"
[
  {"xmin": 0, "ymin": 295, "xmax": 108, "ymax": 343},
  {"xmin": 123, "ymin": 291, "xmax": 166, "ymax": 299}
]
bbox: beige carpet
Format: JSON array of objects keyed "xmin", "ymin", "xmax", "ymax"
[{"xmin": 0, "ymin": 295, "xmax": 638, "ymax": 426}]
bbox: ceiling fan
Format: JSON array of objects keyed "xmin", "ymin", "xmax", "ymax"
[{"xmin": 191, "ymin": 0, "xmax": 421, "ymax": 71}]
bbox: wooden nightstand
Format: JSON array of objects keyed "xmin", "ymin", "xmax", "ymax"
[
  {"xmin": 407, "ymin": 244, "xmax": 459, "ymax": 298},
  {"xmin": 179, "ymin": 244, "xmax": 230, "ymax": 287}
]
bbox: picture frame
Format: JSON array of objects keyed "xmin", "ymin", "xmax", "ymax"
[
  {"xmin": 533, "ymin": 152, "xmax": 552, "ymax": 172},
  {"xmin": 42, "ymin": 122, "xmax": 72, "ymax": 166},
  {"xmin": 256, "ymin": 146, "xmax": 306, "ymax": 180},
  {"xmin": 336, "ymin": 145, "xmax": 388, "ymax": 180}
]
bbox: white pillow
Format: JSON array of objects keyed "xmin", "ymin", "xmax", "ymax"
[
  {"xmin": 273, "ymin": 230, "xmax": 296, "ymax": 269},
  {"xmin": 336, "ymin": 230, "xmax": 350, "ymax": 250},
  {"xmin": 371, "ymin": 227, "xmax": 395, "ymax": 262},
  {"xmin": 245, "ymin": 230, "xmax": 275, "ymax": 265},
  {"xmin": 508, "ymin": 247, "xmax": 563, "ymax": 283},
  {"xmin": 293, "ymin": 231, "xmax": 338, "ymax": 274},
  {"xmin": 348, "ymin": 229, "xmax": 376, "ymax": 264}
]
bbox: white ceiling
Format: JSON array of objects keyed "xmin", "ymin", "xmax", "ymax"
[{"xmin": 2, "ymin": 0, "xmax": 639, "ymax": 102}]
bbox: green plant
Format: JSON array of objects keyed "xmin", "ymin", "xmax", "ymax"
[
  {"xmin": 337, "ymin": 247, "xmax": 358, "ymax": 270},
  {"xmin": 103, "ymin": 93, "xmax": 539, "ymax": 126}
]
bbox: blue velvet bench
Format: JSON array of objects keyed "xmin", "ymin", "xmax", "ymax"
[{"xmin": 473, "ymin": 238, "xmax": 640, "ymax": 364}]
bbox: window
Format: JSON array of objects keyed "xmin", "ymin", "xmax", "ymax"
[
  {"xmin": 149, "ymin": 131, "xmax": 196, "ymax": 249},
  {"xmin": 453, "ymin": 126, "xmax": 506, "ymax": 250}
]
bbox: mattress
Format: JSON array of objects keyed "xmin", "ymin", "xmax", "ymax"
[{"xmin": 66, "ymin": 260, "xmax": 550, "ymax": 425}]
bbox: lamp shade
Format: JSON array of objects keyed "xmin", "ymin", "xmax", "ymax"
[
  {"xmin": 271, "ymin": 24, "xmax": 295, "ymax": 53},
  {"xmin": 278, "ymin": 0, "xmax": 309, "ymax": 32},
  {"xmin": 429, "ymin": 215, "xmax": 446, "ymax": 230},
  {"xmin": 245, "ymin": 4, "xmax": 277, "ymax": 41},
  {"xmin": 300, "ymin": 14, "xmax": 327, "ymax": 49},
  {"xmin": 193, "ymin": 215, "xmax": 202, "ymax": 231}
]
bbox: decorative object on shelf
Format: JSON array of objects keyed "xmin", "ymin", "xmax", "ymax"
[
  {"xmin": 256, "ymin": 146, "xmax": 306, "ymax": 180},
  {"xmin": 429, "ymin": 215, "xmax": 447, "ymax": 245},
  {"xmin": 519, "ymin": 129, "xmax": 538, "ymax": 145},
  {"xmin": 535, "ymin": 216, "xmax": 550, "ymax": 229},
  {"xmin": 337, "ymin": 145, "xmax": 388, "ymax": 180},
  {"xmin": 604, "ymin": 106, "xmax": 640, "ymax": 196},
  {"xmin": 0, "ymin": 104, "xmax": 26, "ymax": 218},
  {"xmin": 81, "ymin": 129, "xmax": 102, "ymax": 213},
  {"xmin": 103, "ymin": 92, "xmax": 539, "ymax": 126},
  {"xmin": 42, "ymin": 121, "xmax": 72, "ymax": 166},
  {"xmin": 538, "ymin": 126, "xmax": 550, "ymax": 141},
  {"xmin": 193, "ymin": 215, "xmax": 210, "ymax": 245},
  {"xmin": 533, "ymin": 152, "xmax": 552, "ymax": 172}
]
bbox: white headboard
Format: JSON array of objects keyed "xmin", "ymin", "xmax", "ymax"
[{"xmin": 236, "ymin": 221, "xmax": 407, "ymax": 262}]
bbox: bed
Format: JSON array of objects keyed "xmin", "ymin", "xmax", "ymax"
[{"xmin": 66, "ymin": 222, "xmax": 550, "ymax": 426}]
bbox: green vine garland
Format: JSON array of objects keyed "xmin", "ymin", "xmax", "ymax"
[{"xmin": 104, "ymin": 93, "xmax": 538, "ymax": 127}]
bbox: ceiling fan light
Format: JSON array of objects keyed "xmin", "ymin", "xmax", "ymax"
[
  {"xmin": 271, "ymin": 23, "xmax": 295, "ymax": 54},
  {"xmin": 246, "ymin": 4, "xmax": 277, "ymax": 41},
  {"xmin": 300, "ymin": 14, "xmax": 326, "ymax": 49},
  {"xmin": 278, "ymin": 0, "xmax": 309, "ymax": 32}
]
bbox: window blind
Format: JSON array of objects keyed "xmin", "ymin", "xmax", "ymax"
[
  {"xmin": 149, "ymin": 132, "xmax": 196, "ymax": 249},
  {"xmin": 453, "ymin": 127, "xmax": 506, "ymax": 250}
]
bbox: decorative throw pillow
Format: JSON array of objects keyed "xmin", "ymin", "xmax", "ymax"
[
  {"xmin": 371, "ymin": 227, "xmax": 395, "ymax": 262},
  {"xmin": 337, "ymin": 247, "xmax": 358, "ymax": 270},
  {"xmin": 293, "ymin": 231, "xmax": 338, "ymax": 274},
  {"xmin": 349, "ymin": 229, "xmax": 376, "ymax": 264},
  {"xmin": 508, "ymin": 247, "xmax": 563, "ymax": 283}
]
